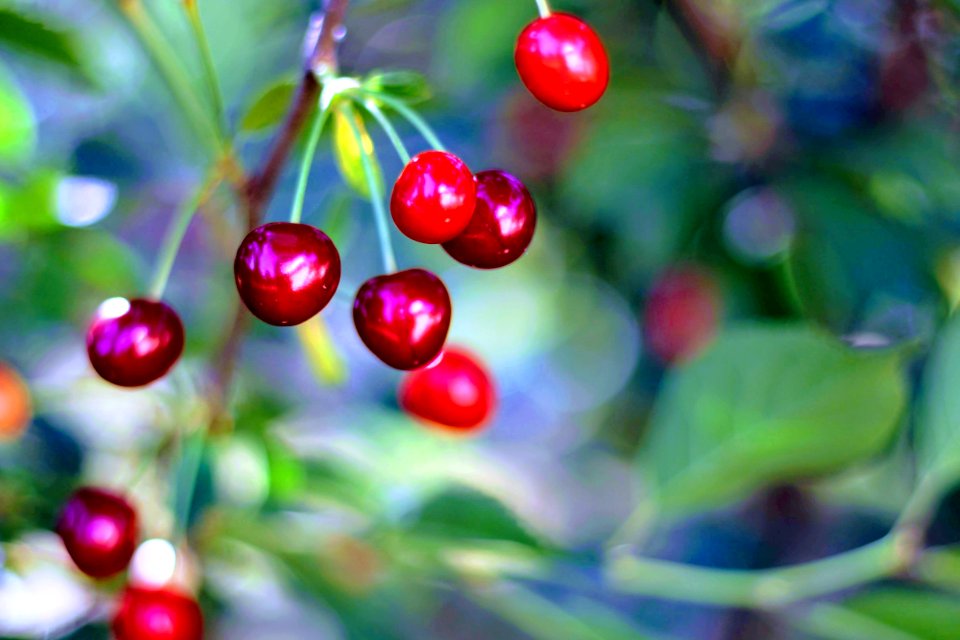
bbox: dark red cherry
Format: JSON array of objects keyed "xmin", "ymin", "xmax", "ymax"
[
  {"xmin": 443, "ymin": 170, "xmax": 537, "ymax": 269},
  {"xmin": 56, "ymin": 487, "xmax": 138, "ymax": 579},
  {"xmin": 353, "ymin": 268, "xmax": 451, "ymax": 370},
  {"xmin": 643, "ymin": 265, "xmax": 721, "ymax": 364},
  {"xmin": 399, "ymin": 346, "xmax": 496, "ymax": 433},
  {"xmin": 86, "ymin": 298, "xmax": 185, "ymax": 387},
  {"xmin": 515, "ymin": 13, "xmax": 610, "ymax": 112},
  {"xmin": 390, "ymin": 151, "xmax": 477, "ymax": 244},
  {"xmin": 112, "ymin": 587, "xmax": 203, "ymax": 640},
  {"xmin": 234, "ymin": 222, "xmax": 341, "ymax": 326}
]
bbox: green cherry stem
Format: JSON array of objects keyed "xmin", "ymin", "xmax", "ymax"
[
  {"xmin": 353, "ymin": 89, "xmax": 446, "ymax": 152},
  {"xmin": 357, "ymin": 97, "xmax": 411, "ymax": 164},
  {"xmin": 183, "ymin": 0, "xmax": 227, "ymax": 139},
  {"xmin": 149, "ymin": 171, "xmax": 221, "ymax": 299},
  {"xmin": 340, "ymin": 103, "xmax": 398, "ymax": 274},
  {"xmin": 289, "ymin": 105, "xmax": 334, "ymax": 224},
  {"xmin": 535, "ymin": 0, "xmax": 552, "ymax": 18}
]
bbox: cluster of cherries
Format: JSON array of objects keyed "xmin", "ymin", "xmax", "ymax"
[{"xmin": 56, "ymin": 488, "xmax": 203, "ymax": 640}]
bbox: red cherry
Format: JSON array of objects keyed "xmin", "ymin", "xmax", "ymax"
[
  {"xmin": 390, "ymin": 151, "xmax": 477, "ymax": 244},
  {"xmin": 112, "ymin": 587, "xmax": 203, "ymax": 640},
  {"xmin": 515, "ymin": 13, "xmax": 610, "ymax": 112},
  {"xmin": 643, "ymin": 266, "xmax": 721, "ymax": 364},
  {"xmin": 443, "ymin": 170, "xmax": 537, "ymax": 269},
  {"xmin": 399, "ymin": 347, "xmax": 496, "ymax": 433},
  {"xmin": 56, "ymin": 487, "xmax": 138, "ymax": 579},
  {"xmin": 353, "ymin": 269, "xmax": 451, "ymax": 370},
  {"xmin": 86, "ymin": 298, "xmax": 185, "ymax": 387},
  {"xmin": 234, "ymin": 222, "xmax": 341, "ymax": 326}
]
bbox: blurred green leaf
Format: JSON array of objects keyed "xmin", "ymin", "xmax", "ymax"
[
  {"xmin": 917, "ymin": 312, "xmax": 960, "ymax": 483},
  {"xmin": 332, "ymin": 102, "xmax": 382, "ymax": 198},
  {"xmin": 643, "ymin": 324, "xmax": 906, "ymax": 517},
  {"xmin": 239, "ymin": 76, "xmax": 298, "ymax": 133},
  {"xmin": 0, "ymin": 169, "xmax": 61, "ymax": 239},
  {"xmin": 363, "ymin": 70, "xmax": 431, "ymax": 103},
  {"xmin": 843, "ymin": 588, "xmax": 960, "ymax": 640},
  {"xmin": 294, "ymin": 315, "xmax": 347, "ymax": 386},
  {"xmin": 0, "ymin": 64, "xmax": 35, "ymax": 166},
  {"xmin": 0, "ymin": 7, "xmax": 93, "ymax": 85},
  {"xmin": 412, "ymin": 485, "xmax": 543, "ymax": 548}
]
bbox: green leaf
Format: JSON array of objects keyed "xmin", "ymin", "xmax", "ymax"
[
  {"xmin": 0, "ymin": 170, "xmax": 61, "ymax": 239},
  {"xmin": 239, "ymin": 76, "xmax": 298, "ymax": 133},
  {"xmin": 362, "ymin": 70, "xmax": 431, "ymax": 103},
  {"xmin": 844, "ymin": 588, "xmax": 960, "ymax": 640},
  {"xmin": 917, "ymin": 313, "xmax": 960, "ymax": 483},
  {"xmin": 642, "ymin": 324, "xmax": 906, "ymax": 517},
  {"xmin": 411, "ymin": 485, "xmax": 543, "ymax": 548},
  {"xmin": 294, "ymin": 315, "xmax": 347, "ymax": 386},
  {"xmin": 332, "ymin": 102, "xmax": 382, "ymax": 199},
  {"xmin": 0, "ymin": 7, "xmax": 93, "ymax": 85},
  {"xmin": 0, "ymin": 65, "xmax": 35, "ymax": 166}
]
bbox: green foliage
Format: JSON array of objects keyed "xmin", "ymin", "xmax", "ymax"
[
  {"xmin": 0, "ymin": 65, "xmax": 35, "ymax": 166},
  {"xmin": 412, "ymin": 485, "xmax": 543, "ymax": 548},
  {"xmin": 918, "ymin": 312, "xmax": 960, "ymax": 484},
  {"xmin": 642, "ymin": 325, "xmax": 907, "ymax": 516},
  {"xmin": 363, "ymin": 70, "xmax": 431, "ymax": 103},
  {"xmin": 0, "ymin": 6, "xmax": 93, "ymax": 85},
  {"xmin": 843, "ymin": 588, "xmax": 960, "ymax": 640},
  {"xmin": 332, "ymin": 101, "xmax": 383, "ymax": 198},
  {"xmin": 239, "ymin": 76, "xmax": 299, "ymax": 133}
]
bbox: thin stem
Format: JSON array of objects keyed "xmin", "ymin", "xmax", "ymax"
[
  {"xmin": 183, "ymin": 0, "xmax": 228, "ymax": 138},
  {"xmin": 535, "ymin": 0, "xmax": 552, "ymax": 18},
  {"xmin": 607, "ymin": 535, "xmax": 900, "ymax": 609},
  {"xmin": 173, "ymin": 427, "xmax": 207, "ymax": 541},
  {"xmin": 340, "ymin": 104, "xmax": 398, "ymax": 274},
  {"xmin": 149, "ymin": 172, "xmax": 222, "ymax": 299},
  {"xmin": 353, "ymin": 89, "xmax": 446, "ymax": 152},
  {"xmin": 119, "ymin": 0, "xmax": 222, "ymax": 155},
  {"xmin": 357, "ymin": 97, "xmax": 411, "ymax": 164},
  {"xmin": 290, "ymin": 105, "xmax": 333, "ymax": 224}
]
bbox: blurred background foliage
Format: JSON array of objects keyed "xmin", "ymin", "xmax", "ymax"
[{"xmin": 3, "ymin": 0, "xmax": 960, "ymax": 638}]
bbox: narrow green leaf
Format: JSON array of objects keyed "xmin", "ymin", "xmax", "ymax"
[
  {"xmin": 918, "ymin": 313, "xmax": 960, "ymax": 483},
  {"xmin": 0, "ymin": 7, "xmax": 93, "ymax": 84},
  {"xmin": 363, "ymin": 70, "xmax": 431, "ymax": 103},
  {"xmin": 844, "ymin": 588, "xmax": 960, "ymax": 640},
  {"xmin": 294, "ymin": 315, "xmax": 347, "ymax": 386},
  {"xmin": 412, "ymin": 485, "xmax": 543, "ymax": 548},
  {"xmin": 643, "ymin": 324, "xmax": 906, "ymax": 517},
  {"xmin": 332, "ymin": 103, "xmax": 382, "ymax": 199},
  {"xmin": 0, "ymin": 65, "xmax": 35, "ymax": 166},
  {"xmin": 239, "ymin": 77, "xmax": 298, "ymax": 133}
]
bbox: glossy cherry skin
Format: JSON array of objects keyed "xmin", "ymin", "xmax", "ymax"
[
  {"xmin": 515, "ymin": 13, "xmax": 610, "ymax": 112},
  {"xmin": 234, "ymin": 222, "xmax": 341, "ymax": 326},
  {"xmin": 56, "ymin": 487, "xmax": 138, "ymax": 579},
  {"xmin": 353, "ymin": 269, "xmax": 452, "ymax": 370},
  {"xmin": 399, "ymin": 347, "xmax": 496, "ymax": 433},
  {"xmin": 443, "ymin": 170, "xmax": 537, "ymax": 269},
  {"xmin": 112, "ymin": 587, "xmax": 203, "ymax": 640},
  {"xmin": 390, "ymin": 151, "xmax": 477, "ymax": 244},
  {"xmin": 86, "ymin": 298, "xmax": 185, "ymax": 387},
  {"xmin": 643, "ymin": 266, "xmax": 721, "ymax": 364}
]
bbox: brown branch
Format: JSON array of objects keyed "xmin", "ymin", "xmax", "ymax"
[{"xmin": 210, "ymin": 0, "xmax": 351, "ymax": 429}]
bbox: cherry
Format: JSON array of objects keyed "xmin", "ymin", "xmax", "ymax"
[
  {"xmin": 443, "ymin": 170, "xmax": 537, "ymax": 269},
  {"xmin": 515, "ymin": 13, "xmax": 610, "ymax": 112},
  {"xmin": 234, "ymin": 222, "xmax": 341, "ymax": 327},
  {"xmin": 399, "ymin": 346, "xmax": 496, "ymax": 433},
  {"xmin": 86, "ymin": 298, "xmax": 185, "ymax": 387},
  {"xmin": 56, "ymin": 487, "xmax": 138, "ymax": 579},
  {"xmin": 112, "ymin": 587, "xmax": 203, "ymax": 640},
  {"xmin": 0, "ymin": 362, "xmax": 31, "ymax": 441},
  {"xmin": 390, "ymin": 151, "xmax": 477, "ymax": 244},
  {"xmin": 643, "ymin": 265, "xmax": 721, "ymax": 364},
  {"xmin": 353, "ymin": 268, "xmax": 451, "ymax": 370}
]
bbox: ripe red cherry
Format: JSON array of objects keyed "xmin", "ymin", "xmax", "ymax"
[
  {"xmin": 56, "ymin": 487, "xmax": 138, "ymax": 579},
  {"xmin": 112, "ymin": 587, "xmax": 203, "ymax": 640},
  {"xmin": 86, "ymin": 298, "xmax": 185, "ymax": 387},
  {"xmin": 353, "ymin": 268, "xmax": 451, "ymax": 370},
  {"xmin": 515, "ymin": 13, "xmax": 610, "ymax": 112},
  {"xmin": 443, "ymin": 170, "xmax": 537, "ymax": 269},
  {"xmin": 234, "ymin": 222, "xmax": 341, "ymax": 327},
  {"xmin": 643, "ymin": 265, "xmax": 721, "ymax": 364},
  {"xmin": 390, "ymin": 151, "xmax": 477, "ymax": 244},
  {"xmin": 399, "ymin": 347, "xmax": 496, "ymax": 433}
]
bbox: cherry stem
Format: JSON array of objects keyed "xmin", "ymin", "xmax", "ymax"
[
  {"xmin": 119, "ymin": 0, "xmax": 223, "ymax": 155},
  {"xmin": 173, "ymin": 427, "xmax": 206, "ymax": 542},
  {"xmin": 358, "ymin": 97, "xmax": 412, "ymax": 164},
  {"xmin": 354, "ymin": 89, "xmax": 446, "ymax": 152},
  {"xmin": 149, "ymin": 171, "xmax": 221, "ymax": 300},
  {"xmin": 183, "ymin": 0, "xmax": 228, "ymax": 139},
  {"xmin": 340, "ymin": 103, "xmax": 398, "ymax": 274},
  {"xmin": 289, "ymin": 104, "xmax": 333, "ymax": 224},
  {"xmin": 535, "ymin": 0, "xmax": 552, "ymax": 18}
]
